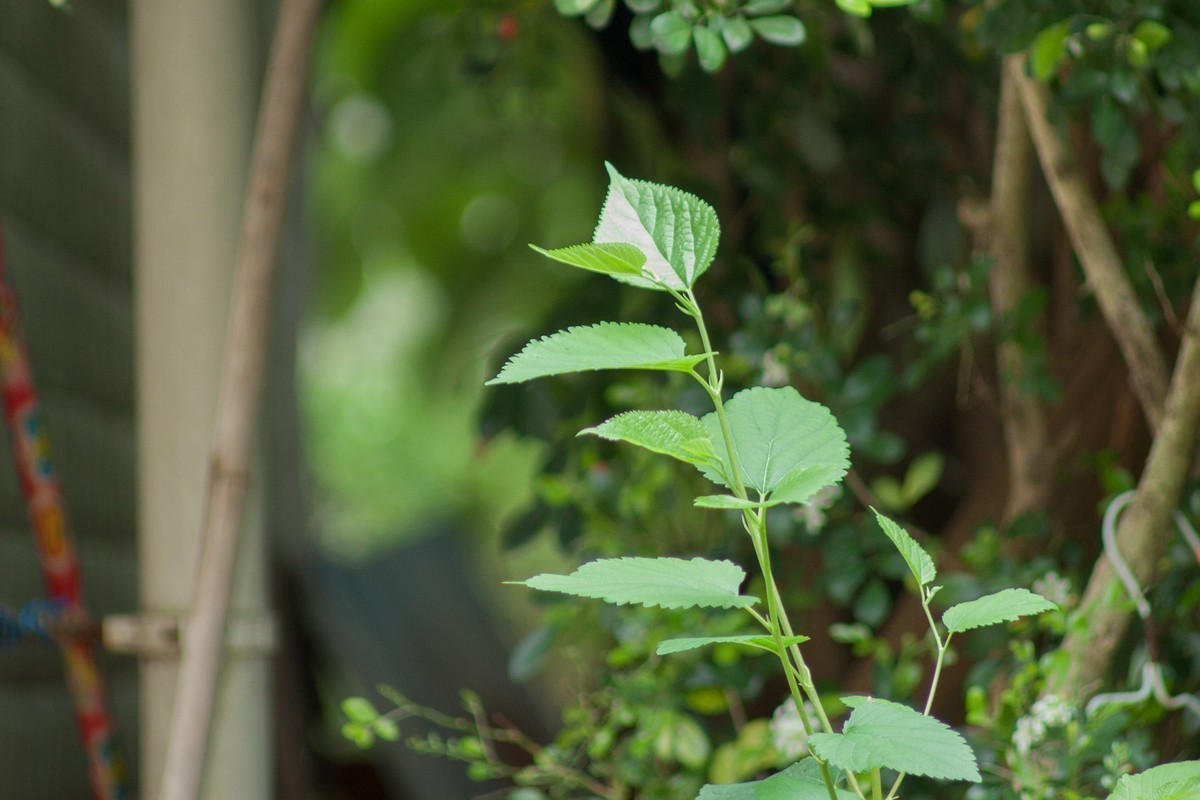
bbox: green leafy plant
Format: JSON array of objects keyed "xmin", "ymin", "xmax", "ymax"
[{"xmin": 479, "ymin": 163, "xmax": 1060, "ymax": 799}]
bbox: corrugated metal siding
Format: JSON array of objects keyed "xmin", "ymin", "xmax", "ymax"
[{"xmin": 0, "ymin": 1, "xmax": 137, "ymax": 797}]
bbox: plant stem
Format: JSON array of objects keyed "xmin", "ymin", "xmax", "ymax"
[
  {"xmin": 885, "ymin": 594, "xmax": 950, "ymax": 800},
  {"xmin": 681, "ymin": 291, "xmax": 860, "ymax": 800}
]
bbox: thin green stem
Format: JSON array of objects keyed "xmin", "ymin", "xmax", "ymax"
[
  {"xmin": 872, "ymin": 768, "xmax": 883, "ymax": 800},
  {"xmin": 885, "ymin": 592, "xmax": 950, "ymax": 800},
  {"xmin": 680, "ymin": 294, "xmax": 849, "ymax": 800}
]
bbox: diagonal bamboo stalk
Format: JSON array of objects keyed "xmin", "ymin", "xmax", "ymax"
[
  {"xmin": 156, "ymin": 0, "xmax": 322, "ymax": 798},
  {"xmin": 1012, "ymin": 58, "xmax": 1169, "ymax": 432}
]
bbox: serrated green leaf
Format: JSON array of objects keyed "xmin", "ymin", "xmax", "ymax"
[
  {"xmin": 835, "ymin": 0, "xmax": 872, "ymax": 17},
  {"xmin": 511, "ymin": 557, "xmax": 759, "ymax": 609},
  {"xmin": 487, "ymin": 322, "xmax": 705, "ymax": 384},
  {"xmin": 1030, "ymin": 20, "xmax": 1070, "ymax": 81},
  {"xmin": 701, "ymin": 387, "xmax": 849, "ymax": 494},
  {"xmin": 650, "ymin": 11, "xmax": 693, "ymax": 56},
  {"xmin": 697, "ymin": 759, "xmax": 858, "ymax": 799},
  {"xmin": 657, "ymin": 633, "xmax": 808, "ymax": 656},
  {"xmin": 872, "ymin": 509, "xmax": 936, "ymax": 587},
  {"xmin": 695, "ymin": 464, "xmax": 844, "ymax": 510},
  {"xmin": 1105, "ymin": 761, "xmax": 1200, "ymax": 800},
  {"xmin": 808, "ymin": 697, "xmax": 980, "ymax": 782},
  {"xmin": 695, "ymin": 494, "xmax": 762, "ymax": 509},
  {"xmin": 581, "ymin": 410, "xmax": 720, "ymax": 469},
  {"xmin": 694, "ymin": 23, "xmax": 728, "ymax": 72},
  {"xmin": 722, "ymin": 15, "xmax": 754, "ymax": 52},
  {"xmin": 741, "ymin": 0, "xmax": 791, "ymax": 15},
  {"xmin": 770, "ymin": 463, "xmax": 845, "ymax": 504},
  {"xmin": 942, "ymin": 588, "xmax": 1057, "ymax": 633},
  {"xmin": 749, "ymin": 15, "xmax": 806, "ymax": 46},
  {"xmin": 530, "ymin": 242, "xmax": 647, "ymax": 279},
  {"xmin": 593, "ymin": 163, "xmax": 720, "ymax": 290}
]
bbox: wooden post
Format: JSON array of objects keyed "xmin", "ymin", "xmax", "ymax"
[{"xmin": 148, "ymin": 1, "xmax": 322, "ymax": 799}]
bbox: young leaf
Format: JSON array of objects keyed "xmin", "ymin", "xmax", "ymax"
[
  {"xmin": 657, "ymin": 633, "xmax": 808, "ymax": 656},
  {"xmin": 511, "ymin": 557, "xmax": 759, "ymax": 609},
  {"xmin": 697, "ymin": 759, "xmax": 858, "ymax": 799},
  {"xmin": 530, "ymin": 242, "xmax": 646, "ymax": 279},
  {"xmin": 770, "ymin": 463, "xmax": 845, "ymax": 505},
  {"xmin": 694, "ymin": 464, "xmax": 845, "ymax": 510},
  {"xmin": 942, "ymin": 588, "xmax": 1057, "ymax": 633},
  {"xmin": 749, "ymin": 15, "xmax": 807, "ymax": 46},
  {"xmin": 581, "ymin": 410, "xmax": 721, "ymax": 469},
  {"xmin": 487, "ymin": 322, "xmax": 706, "ymax": 384},
  {"xmin": 593, "ymin": 163, "xmax": 720, "ymax": 291},
  {"xmin": 701, "ymin": 386, "xmax": 849, "ymax": 493},
  {"xmin": 872, "ymin": 509, "xmax": 936, "ymax": 587},
  {"xmin": 1104, "ymin": 761, "xmax": 1200, "ymax": 800},
  {"xmin": 808, "ymin": 697, "xmax": 981, "ymax": 782}
]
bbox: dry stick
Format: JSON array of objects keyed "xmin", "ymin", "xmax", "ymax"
[
  {"xmin": 990, "ymin": 56, "xmax": 1050, "ymax": 521},
  {"xmin": 156, "ymin": 0, "xmax": 322, "ymax": 799},
  {"xmin": 1012, "ymin": 59, "xmax": 1169, "ymax": 432},
  {"xmin": 1046, "ymin": 273, "xmax": 1200, "ymax": 700}
]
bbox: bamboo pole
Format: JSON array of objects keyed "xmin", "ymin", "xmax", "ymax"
[{"xmin": 155, "ymin": 1, "xmax": 322, "ymax": 799}]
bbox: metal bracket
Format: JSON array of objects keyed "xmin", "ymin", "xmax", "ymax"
[{"xmin": 103, "ymin": 613, "xmax": 277, "ymax": 658}]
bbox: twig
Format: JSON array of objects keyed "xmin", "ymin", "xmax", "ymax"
[
  {"xmin": 1012, "ymin": 57, "xmax": 1169, "ymax": 432},
  {"xmin": 156, "ymin": 1, "xmax": 322, "ymax": 798}
]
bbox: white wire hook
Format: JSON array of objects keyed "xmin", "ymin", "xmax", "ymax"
[{"xmin": 1086, "ymin": 490, "xmax": 1200, "ymax": 720}]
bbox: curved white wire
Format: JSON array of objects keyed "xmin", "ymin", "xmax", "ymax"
[{"xmin": 1086, "ymin": 490, "xmax": 1200, "ymax": 720}]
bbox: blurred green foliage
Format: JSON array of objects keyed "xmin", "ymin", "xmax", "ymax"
[{"xmin": 311, "ymin": 0, "xmax": 1200, "ymax": 796}]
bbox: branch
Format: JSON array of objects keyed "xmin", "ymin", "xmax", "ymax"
[
  {"xmin": 1046, "ymin": 271, "xmax": 1200, "ymax": 700},
  {"xmin": 1012, "ymin": 58, "xmax": 1169, "ymax": 431},
  {"xmin": 990, "ymin": 56, "xmax": 1050, "ymax": 520}
]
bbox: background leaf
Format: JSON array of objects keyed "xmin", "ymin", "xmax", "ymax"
[
  {"xmin": 872, "ymin": 509, "xmax": 936, "ymax": 586},
  {"xmin": 581, "ymin": 410, "xmax": 721, "ymax": 469},
  {"xmin": 808, "ymin": 696, "xmax": 980, "ymax": 781},
  {"xmin": 942, "ymin": 588, "xmax": 1057, "ymax": 633},
  {"xmin": 487, "ymin": 322, "xmax": 705, "ymax": 384},
  {"xmin": 511, "ymin": 557, "xmax": 759, "ymax": 609},
  {"xmin": 749, "ymin": 16, "xmax": 807, "ymax": 46},
  {"xmin": 701, "ymin": 386, "xmax": 849, "ymax": 493},
  {"xmin": 593, "ymin": 162, "xmax": 720, "ymax": 290}
]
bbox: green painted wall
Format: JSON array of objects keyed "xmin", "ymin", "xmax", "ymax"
[{"xmin": 0, "ymin": 1, "xmax": 138, "ymax": 796}]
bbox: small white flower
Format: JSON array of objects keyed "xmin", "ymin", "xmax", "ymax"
[
  {"xmin": 796, "ymin": 485, "xmax": 841, "ymax": 533},
  {"xmin": 1032, "ymin": 571, "xmax": 1071, "ymax": 607},
  {"xmin": 760, "ymin": 351, "xmax": 789, "ymax": 387},
  {"xmin": 770, "ymin": 697, "xmax": 814, "ymax": 760},
  {"xmin": 1011, "ymin": 695, "xmax": 1075, "ymax": 756}
]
